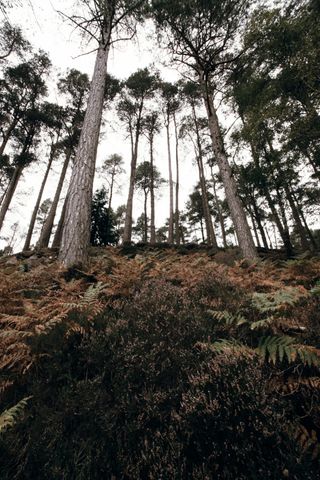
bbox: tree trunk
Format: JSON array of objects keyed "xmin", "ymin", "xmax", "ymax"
[
  {"xmin": 173, "ymin": 113, "xmax": 180, "ymax": 245},
  {"xmin": 108, "ymin": 170, "xmax": 115, "ymax": 211},
  {"xmin": 200, "ymin": 74, "xmax": 257, "ymax": 259},
  {"xmin": 23, "ymin": 143, "xmax": 56, "ymax": 251},
  {"xmin": 144, "ymin": 191, "xmax": 148, "ymax": 243},
  {"xmin": 0, "ymin": 163, "xmax": 23, "ymax": 231},
  {"xmin": 59, "ymin": 36, "xmax": 110, "ymax": 267},
  {"xmin": 38, "ymin": 148, "xmax": 72, "ymax": 249},
  {"xmin": 51, "ymin": 195, "xmax": 68, "ymax": 249},
  {"xmin": 292, "ymin": 191, "xmax": 318, "ymax": 250},
  {"xmin": 251, "ymin": 196, "xmax": 269, "ymax": 250},
  {"xmin": 0, "ymin": 116, "xmax": 19, "ymax": 157},
  {"xmin": 192, "ymin": 103, "xmax": 217, "ymax": 249},
  {"xmin": 166, "ymin": 116, "xmax": 174, "ymax": 244},
  {"xmin": 284, "ymin": 184, "xmax": 310, "ymax": 251},
  {"xmin": 248, "ymin": 204, "xmax": 261, "ymax": 248},
  {"xmin": 211, "ymin": 170, "xmax": 227, "ymax": 248},
  {"xmin": 123, "ymin": 107, "xmax": 143, "ymax": 244},
  {"xmin": 149, "ymin": 135, "xmax": 156, "ymax": 245}
]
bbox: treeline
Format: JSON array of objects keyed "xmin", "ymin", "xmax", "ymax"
[{"xmin": 0, "ymin": 0, "xmax": 319, "ymax": 265}]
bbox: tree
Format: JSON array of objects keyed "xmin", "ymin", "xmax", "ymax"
[
  {"xmin": 0, "ymin": 53, "xmax": 51, "ymax": 231},
  {"xmin": 23, "ymin": 103, "xmax": 64, "ymax": 251},
  {"xmin": 38, "ymin": 70, "xmax": 90, "ymax": 249},
  {"xmin": 142, "ymin": 111, "xmax": 161, "ymax": 244},
  {"xmin": 152, "ymin": 0, "xmax": 258, "ymax": 259},
  {"xmin": 0, "ymin": 21, "xmax": 30, "ymax": 61},
  {"xmin": 160, "ymin": 81, "xmax": 179, "ymax": 244},
  {"xmin": 119, "ymin": 68, "xmax": 159, "ymax": 244},
  {"xmin": 99, "ymin": 153, "xmax": 124, "ymax": 211},
  {"xmin": 135, "ymin": 160, "xmax": 164, "ymax": 242},
  {"xmin": 59, "ymin": 0, "xmax": 147, "ymax": 267},
  {"xmin": 90, "ymin": 187, "xmax": 119, "ymax": 246},
  {"xmin": 180, "ymin": 82, "xmax": 218, "ymax": 249}
]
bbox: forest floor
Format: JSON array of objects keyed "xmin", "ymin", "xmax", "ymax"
[{"xmin": 0, "ymin": 245, "xmax": 320, "ymax": 478}]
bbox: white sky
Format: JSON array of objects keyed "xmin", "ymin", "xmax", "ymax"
[{"xmin": 2, "ymin": 0, "xmax": 214, "ymax": 249}]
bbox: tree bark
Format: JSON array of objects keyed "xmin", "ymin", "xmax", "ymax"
[
  {"xmin": 51, "ymin": 194, "xmax": 68, "ymax": 249},
  {"xmin": 0, "ymin": 116, "xmax": 19, "ymax": 157},
  {"xmin": 211, "ymin": 172, "xmax": 227, "ymax": 248},
  {"xmin": 59, "ymin": 36, "xmax": 110, "ymax": 267},
  {"xmin": 251, "ymin": 196, "xmax": 269, "ymax": 250},
  {"xmin": 38, "ymin": 148, "xmax": 72, "ymax": 249},
  {"xmin": 149, "ymin": 135, "xmax": 156, "ymax": 245},
  {"xmin": 144, "ymin": 190, "xmax": 148, "ymax": 243},
  {"xmin": 165, "ymin": 116, "xmax": 174, "ymax": 244},
  {"xmin": 199, "ymin": 77, "xmax": 256, "ymax": 257},
  {"xmin": 173, "ymin": 113, "xmax": 180, "ymax": 245},
  {"xmin": 192, "ymin": 103, "xmax": 217, "ymax": 249},
  {"xmin": 23, "ymin": 143, "xmax": 56, "ymax": 251},
  {"xmin": 284, "ymin": 184, "xmax": 310, "ymax": 251},
  {"xmin": 123, "ymin": 106, "xmax": 143, "ymax": 244},
  {"xmin": 0, "ymin": 163, "xmax": 23, "ymax": 231}
]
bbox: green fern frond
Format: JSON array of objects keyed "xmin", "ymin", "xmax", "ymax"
[
  {"xmin": 81, "ymin": 282, "xmax": 105, "ymax": 305},
  {"xmin": 0, "ymin": 396, "xmax": 32, "ymax": 434},
  {"xmin": 208, "ymin": 310, "xmax": 247, "ymax": 327},
  {"xmin": 252, "ymin": 287, "xmax": 305, "ymax": 313},
  {"xmin": 250, "ymin": 316, "xmax": 274, "ymax": 330},
  {"xmin": 197, "ymin": 339, "xmax": 253, "ymax": 356},
  {"xmin": 256, "ymin": 336, "xmax": 320, "ymax": 366},
  {"xmin": 310, "ymin": 281, "xmax": 320, "ymax": 296}
]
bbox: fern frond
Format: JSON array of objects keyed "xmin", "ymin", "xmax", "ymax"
[
  {"xmin": 196, "ymin": 339, "xmax": 254, "ymax": 357},
  {"xmin": 294, "ymin": 425, "xmax": 320, "ymax": 460},
  {"xmin": 257, "ymin": 336, "xmax": 320, "ymax": 366},
  {"xmin": 252, "ymin": 287, "xmax": 307, "ymax": 313},
  {"xmin": 0, "ymin": 396, "xmax": 32, "ymax": 434},
  {"xmin": 208, "ymin": 310, "xmax": 247, "ymax": 327},
  {"xmin": 310, "ymin": 281, "xmax": 320, "ymax": 296}
]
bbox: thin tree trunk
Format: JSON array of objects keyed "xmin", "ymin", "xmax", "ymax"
[
  {"xmin": 251, "ymin": 196, "xmax": 269, "ymax": 250},
  {"xmin": 200, "ymin": 74, "xmax": 257, "ymax": 259},
  {"xmin": 200, "ymin": 218, "xmax": 205, "ymax": 243},
  {"xmin": 52, "ymin": 195, "xmax": 68, "ymax": 249},
  {"xmin": 23, "ymin": 143, "xmax": 56, "ymax": 251},
  {"xmin": 38, "ymin": 149, "xmax": 72, "ymax": 249},
  {"xmin": 264, "ymin": 187, "xmax": 293, "ymax": 256},
  {"xmin": 166, "ymin": 116, "xmax": 174, "ymax": 244},
  {"xmin": 284, "ymin": 184, "xmax": 310, "ymax": 251},
  {"xmin": 59, "ymin": 35, "xmax": 111, "ymax": 267},
  {"xmin": 144, "ymin": 191, "xmax": 148, "ymax": 243},
  {"xmin": 292, "ymin": 191, "xmax": 318, "ymax": 250},
  {"xmin": 108, "ymin": 170, "xmax": 115, "ymax": 211},
  {"xmin": 123, "ymin": 107, "xmax": 143, "ymax": 244},
  {"xmin": 149, "ymin": 135, "xmax": 156, "ymax": 245},
  {"xmin": 0, "ymin": 163, "xmax": 23, "ymax": 231},
  {"xmin": 192, "ymin": 104, "xmax": 217, "ymax": 249},
  {"xmin": 0, "ymin": 117, "xmax": 19, "ymax": 157},
  {"xmin": 211, "ymin": 170, "xmax": 227, "ymax": 248},
  {"xmin": 173, "ymin": 113, "xmax": 180, "ymax": 245},
  {"xmin": 265, "ymin": 224, "xmax": 273, "ymax": 249},
  {"xmin": 248, "ymin": 204, "xmax": 261, "ymax": 248}
]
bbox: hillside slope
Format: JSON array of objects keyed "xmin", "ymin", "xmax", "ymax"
[{"xmin": 0, "ymin": 247, "xmax": 320, "ymax": 479}]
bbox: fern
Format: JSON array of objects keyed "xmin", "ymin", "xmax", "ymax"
[
  {"xmin": 0, "ymin": 396, "xmax": 32, "ymax": 434},
  {"xmin": 208, "ymin": 310, "xmax": 247, "ymax": 327},
  {"xmin": 252, "ymin": 287, "xmax": 306, "ymax": 313},
  {"xmin": 310, "ymin": 281, "xmax": 320, "ymax": 296},
  {"xmin": 257, "ymin": 336, "xmax": 320, "ymax": 366}
]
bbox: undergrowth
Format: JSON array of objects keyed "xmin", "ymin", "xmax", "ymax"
[{"xmin": 0, "ymin": 248, "xmax": 319, "ymax": 479}]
